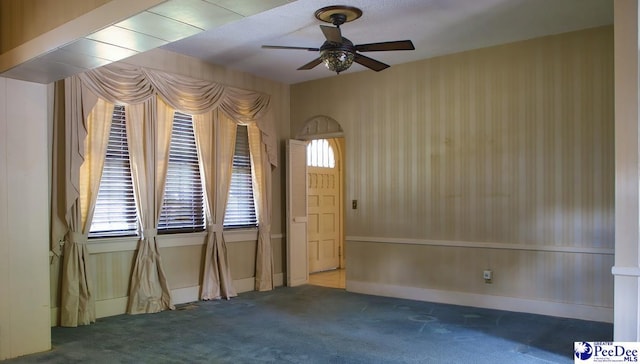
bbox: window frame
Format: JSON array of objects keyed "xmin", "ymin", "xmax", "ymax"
[
  {"xmin": 307, "ymin": 139, "xmax": 336, "ymax": 168},
  {"xmin": 223, "ymin": 124, "xmax": 258, "ymax": 229},
  {"xmin": 158, "ymin": 111, "xmax": 206, "ymax": 234},
  {"xmin": 88, "ymin": 105, "xmax": 138, "ymax": 238}
]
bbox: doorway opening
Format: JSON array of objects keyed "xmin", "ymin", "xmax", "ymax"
[
  {"xmin": 295, "ymin": 115, "xmax": 346, "ymax": 289},
  {"xmin": 305, "ymin": 138, "xmax": 345, "ymax": 289},
  {"xmin": 308, "ymin": 268, "xmax": 346, "ymax": 289}
]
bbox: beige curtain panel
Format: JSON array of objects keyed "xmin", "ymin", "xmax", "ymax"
[
  {"xmin": 194, "ymin": 110, "xmax": 238, "ymax": 300},
  {"xmin": 248, "ymin": 124, "xmax": 275, "ymax": 291},
  {"xmin": 51, "ymin": 77, "xmax": 114, "ymax": 326},
  {"xmin": 125, "ymin": 99, "xmax": 174, "ymax": 314},
  {"xmin": 51, "ymin": 64, "xmax": 277, "ymax": 325}
]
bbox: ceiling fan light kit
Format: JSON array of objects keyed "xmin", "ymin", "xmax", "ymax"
[
  {"xmin": 262, "ymin": 5, "xmax": 415, "ymax": 75},
  {"xmin": 321, "ymin": 49, "xmax": 355, "ymax": 73}
]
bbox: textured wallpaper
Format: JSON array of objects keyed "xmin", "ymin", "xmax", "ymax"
[{"xmin": 292, "ymin": 26, "xmax": 614, "ymax": 249}]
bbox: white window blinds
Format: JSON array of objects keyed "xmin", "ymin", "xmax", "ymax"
[
  {"xmin": 224, "ymin": 125, "xmax": 257, "ymax": 228},
  {"xmin": 158, "ymin": 112, "xmax": 205, "ymax": 233},
  {"xmin": 89, "ymin": 105, "xmax": 138, "ymax": 237}
]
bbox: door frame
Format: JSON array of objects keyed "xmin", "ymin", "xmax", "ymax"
[
  {"xmin": 286, "ymin": 139, "xmax": 309, "ymax": 286},
  {"xmin": 294, "ymin": 115, "xmax": 346, "ymax": 272},
  {"xmin": 332, "ymin": 137, "xmax": 346, "ymax": 269},
  {"xmin": 305, "ymin": 137, "xmax": 345, "ymax": 272}
]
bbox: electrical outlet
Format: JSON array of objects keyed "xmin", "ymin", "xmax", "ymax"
[
  {"xmin": 352, "ymin": 200, "xmax": 357, "ymax": 209},
  {"xmin": 483, "ymin": 270, "xmax": 493, "ymax": 284}
]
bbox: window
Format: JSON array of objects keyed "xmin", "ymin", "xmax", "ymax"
[
  {"xmin": 224, "ymin": 125, "xmax": 257, "ymax": 228},
  {"xmin": 89, "ymin": 105, "xmax": 138, "ymax": 237},
  {"xmin": 307, "ymin": 139, "xmax": 335, "ymax": 168},
  {"xmin": 158, "ymin": 112, "xmax": 205, "ymax": 233}
]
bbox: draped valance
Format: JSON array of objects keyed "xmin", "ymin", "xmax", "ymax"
[{"xmin": 78, "ymin": 64, "xmax": 277, "ymax": 167}]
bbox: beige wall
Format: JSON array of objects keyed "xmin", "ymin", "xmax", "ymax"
[
  {"xmin": 0, "ymin": 0, "xmax": 111, "ymax": 53},
  {"xmin": 0, "ymin": 78, "xmax": 51, "ymax": 359},
  {"xmin": 291, "ymin": 26, "xmax": 614, "ymax": 321},
  {"xmin": 49, "ymin": 49, "xmax": 291, "ymax": 324}
]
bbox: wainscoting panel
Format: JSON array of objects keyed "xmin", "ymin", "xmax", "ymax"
[
  {"xmin": 50, "ymin": 232, "xmax": 286, "ymax": 326},
  {"xmin": 92, "ymin": 250, "xmax": 136, "ymax": 301},
  {"xmin": 347, "ymin": 240, "xmax": 613, "ymax": 322},
  {"xmin": 160, "ymin": 245, "xmax": 204, "ymax": 290},
  {"xmin": 347, "ymin": 280, "xmax": 612, "ymax": 322}
]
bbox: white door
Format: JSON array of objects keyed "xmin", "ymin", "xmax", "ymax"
[
  {"xmin": 307, "ymin": 163, "xmax": 340, "ymax": 272},
  {"xmin": 286, "ymin": 139, "xmax": 308, "ymax": 286}
]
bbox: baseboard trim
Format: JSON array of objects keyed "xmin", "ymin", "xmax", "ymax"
[
  {"xmin": 235, "ymin": 273, "xmax": 285, "ymax": 293},
  {"xmin": 51, "ymin": 273, "xmax": 286, "ymax": 326},
  {"xmin": 172, "ymin": 286, "xmax": 200, "ymax": 305},
  {"xmin": 96, "ymin": 297, "xmax": 128, "ymax": 318},
  {"xmin": 50, "ymin": 273, "xmax": 284, "ymax": 327},
  {"xmin": 274, "ymin": 272, "xmax": 284, "ymax": 287},
  {"xmin": 347, "ymin": 280, "xmax": 613, "ymax": 323},
  {"xmin": 234, "ymin": 278, "xmax": 256, "ymax": 293},
  {"xmin": 50, "ymin": 308, "xmax": 58, "ymax": 327}
]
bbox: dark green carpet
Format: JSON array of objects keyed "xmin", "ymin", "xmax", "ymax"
[{"xmin": 4, "ymin": 285, "xmax": 612, "ymax": 363}]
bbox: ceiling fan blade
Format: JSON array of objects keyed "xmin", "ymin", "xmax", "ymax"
[
  {"xmin": 320, "ymin": 25, "xmax": 342, "ymax": 43},
  {"xmin": 262, "ymin": 45, "xmax": 320, "ymax": 51},
  {"xmin": 297, "ymin": 57, "xmax": 323, "ymax": 70},
  {"xmin": 355, "ymin": 40, "xmax": 415, "ymax": 52},
  {"xmin": 354, "ymin": 53, "xmax": 390, "ymax": 72}
]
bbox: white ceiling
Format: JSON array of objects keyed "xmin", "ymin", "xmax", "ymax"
[
  {"xmin": 161, "ymin": 0, "xmax": 613, "ymax": 85},
  {"xmin": 0, "ymin": 0, "xmax": 293, "ymax": 84},
  {"xmin": 0, "ymin": 0, "xmax": 613, "ymax": 85}
]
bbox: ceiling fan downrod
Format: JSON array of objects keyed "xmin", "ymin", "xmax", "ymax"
[{"xmin": 330, "ymin": 13, "xmax": 347, "ymax": 27}]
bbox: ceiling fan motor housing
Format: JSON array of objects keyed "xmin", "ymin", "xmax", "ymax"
[{"xmin": 321, "ymin": 37, "xmax": 354, "ymax": 50}]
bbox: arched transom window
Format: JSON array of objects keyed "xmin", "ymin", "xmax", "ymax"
[{"xmin": 307, "ymin": 139, "xmax": 335, "ymax": 168}]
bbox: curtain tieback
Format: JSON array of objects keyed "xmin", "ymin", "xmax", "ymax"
[
  {"xmin": 67, "ymin": 231, "xmax": 87, "ymax": 244},
  {"xmin": 259, "ymin": 224, "xmax": 271, "ymax": 240},
  {"xmin": 208, "ymin": 224, "xmax": 224, "ymax": 233},
  {"xmin": 50, "ymin": 240, "xmax": 64, "ymax": 257},
  {"xmin": 260, "ymin": 224, "xmax": 271, "ymax": 234},
  {"xmin": 143, "ymin": 228, "xmax": 158, "ymax": 240}
]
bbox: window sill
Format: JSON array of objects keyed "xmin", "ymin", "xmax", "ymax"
[
  {"xmin": 224, "ymin": 228, "xmax": 258, "ymax": 243},
  {"xmin": 84, "ymin": 229, "xmax": 260, "ymax": 254}
]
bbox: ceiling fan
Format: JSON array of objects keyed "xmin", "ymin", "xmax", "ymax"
[{"xmin": 262, "ymin": 5, "xmax": 415, "ymax": 74}]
